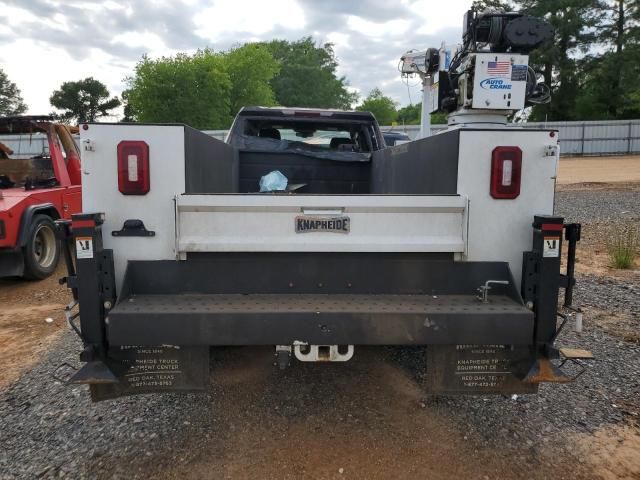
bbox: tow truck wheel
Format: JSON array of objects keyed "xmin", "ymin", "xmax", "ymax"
[{"xmin": 23, "ymin": 214, "xmax": 60, "ymax": 280}]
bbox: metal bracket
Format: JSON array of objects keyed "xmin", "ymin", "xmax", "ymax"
[
  {"xmin": 275, "ymin": 345, "xmax": 292, "ymax": 370},
  {"xmin": 477, "ymin": 280, "xmax": 509, "ymax": 303},
  {"xmin": 82, "ymin": 139, "xmax": 95, "ymax": 152},
  {"xmin": 551, "ymin": 312, "xmax": 569, "ymax": 344},
  {"xmin": 52, "ymin": 362, "xmax": 79, "ymax": 383},
  {"xmin": 55, "ymin": 219, "xmax": 78, "ymax": 301},
  {"xmin": 64, "ymin": 299, "xmax": 82, "ymax": 339},
  {"xmin": 558, "ymin": 347, "xmax": 594, "ymax": 379},
  {"xmin": 112, "ymin": 219, "xmax": 155, "ymax": 237},
  {"xmin": 563, "ymin": 223, "xmax": 581, "ymax": 307},
  {"xmin": 544, "ymin": 145, "xmax": 558, "ymax": 157}
]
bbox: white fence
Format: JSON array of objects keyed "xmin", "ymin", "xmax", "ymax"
[
  {"xmin": 370, "ymin": 120, "xmax": 640, "ymax": 156},
  {"xmin": 4, "ymin": 120, "xmax": 640, "ymax": 158}
]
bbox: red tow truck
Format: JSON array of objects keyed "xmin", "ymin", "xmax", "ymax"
[{"xmin": 0, "ymin": 116, "xmax": 81, "ymax": 279}]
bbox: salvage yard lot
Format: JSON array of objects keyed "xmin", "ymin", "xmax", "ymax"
[{"xmin": 0, "ymin": 156, "xmax": 639, "ymax": 479}]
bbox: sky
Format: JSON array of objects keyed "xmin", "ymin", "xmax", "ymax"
[{"xmin": 0, "ymin": 0, "xmax": 471, "ymax": 117}]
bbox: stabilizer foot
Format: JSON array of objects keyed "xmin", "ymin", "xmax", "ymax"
[
  {"xmin": 68, "ymin": 360, "xmax": 119, "ymax": 385},
  {"xmin": 523, "ymin": 357, "xmax": 573, "ymax": 384}
]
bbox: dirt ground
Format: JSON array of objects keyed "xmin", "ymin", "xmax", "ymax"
[
  {"xmin": 557, "ymin": 155, "xmax": 640, "ymax": 185},
  {"xmin": 576, "ymin": 425, "xmax": 640, "ymax": 480},
  {"xmin": 559, "ymin": 215, "xmax": 639, "ymax": 283},
  {"xmin": 147, "ymin": 346, "xmax": 637, "ymax": 480},
  {"xmin": 0, "ymin": 156, "xmax": 639, "ymax": 479},
  {"xmin": 557, "ymin": 155, "xmax": 640, "ymax": 282},
  {"xmin": 0, "ymin": 264, "xmax": 69, "ymax": 389}
]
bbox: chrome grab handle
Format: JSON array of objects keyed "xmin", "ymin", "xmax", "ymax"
[{"xmin": 477, "ymin": 280, "xmax": 509, "ymax": 303}]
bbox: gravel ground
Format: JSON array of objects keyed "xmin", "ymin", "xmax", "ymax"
[
  {"xmin": 555, "ymin": 189, "xmax": 640, "ymax": 223},
  {"xmin": 0, "ymin": 188, "xmax": 639, "ymax": 480}
]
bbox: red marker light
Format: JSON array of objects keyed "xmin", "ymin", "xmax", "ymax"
[
  {"xmin": 490, "ymin": 146, "xmax": 522, "ymax": 200},
  {"xmin": 117, "ymin": 141, "xmax": 150, "ymax": 195}
]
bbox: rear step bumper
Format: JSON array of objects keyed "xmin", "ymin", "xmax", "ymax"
[
  {"xmin": 107, "ymin": 293, "xmax": 534, "ymax": 346},
  {"xmin": 102, "ymin": 254, "xmax": 533, "ymax": 347}
]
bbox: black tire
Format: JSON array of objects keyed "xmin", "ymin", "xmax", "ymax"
[{"xmin": 23, "ymin": 214, "xmax": 60, "ymax": 280}]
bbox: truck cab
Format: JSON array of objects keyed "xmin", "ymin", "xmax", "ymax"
[
  {"xmin": 0, "ymin": 116, "xmax": 81, "ymax": 279},
  {"xmin": 225, "ymin": 107, "xmax": 385, "ymax": 194}
]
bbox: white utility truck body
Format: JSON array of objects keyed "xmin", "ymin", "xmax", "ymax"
[
  {"xmin": 61, "ymin": 9, "xmax": 589, "ymax": 402},
  {"xmin": 82, "ymin": 125, "xmax": 556, "ymax": 292}
]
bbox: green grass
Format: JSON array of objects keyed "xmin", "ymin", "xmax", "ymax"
[{"xmin": 607, "ymin": 225, "xmax": 638, "ymax": 269}]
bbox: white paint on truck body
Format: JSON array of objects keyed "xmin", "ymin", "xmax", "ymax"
[
  {"xmin": 80, "ymin": 124, "xmax": 185, "ymax": 289},
  {"xmin": 457, "ymin": 129, "xmax": 558, "ymax": 286},
  {"xmin": 177, "ymin": 194, "xmax": 467, "ymax": 253},
  {"xmin": 80, "ymin": 124, "xmax": 558, "ymax": 292}
]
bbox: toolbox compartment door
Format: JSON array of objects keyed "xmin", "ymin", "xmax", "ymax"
[{"xmin": 176, "ymin": 194, "xmax": 467, "ymax": 253}]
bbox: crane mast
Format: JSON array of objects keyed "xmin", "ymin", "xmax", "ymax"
[{"xmin": 400, "ymin": 8, "xmax": 554, "ymax": 137}]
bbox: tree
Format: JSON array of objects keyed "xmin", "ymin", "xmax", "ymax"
[
  {"xmin": 125, "ymin": 37, "xmax": 358, "ymax": 127},
  {"xmin": 431, "ymin": 112, "xmax": 448, "ymax": 124},
  {"xmin": 474, "ymin": 0, "xmax": 607, "ymax": 121},
  {"xmin": 515, "ymin": 0, "xmax": 601, "ymax": 121},
  {"xmin": 126, "ymin": 51, "xmax": 232, "ymax": 129},
  {"xmin": 357, "ymin": 88, "xmax": 397, "ymax": 125},
  {"xmin": 396, "ymin": 103, "xmax": 448, "ymax": 125},
  {"xmin": 225, "ymin": 43, "xmax": 280, "ymax": 116},
  {"xmin": 472, "ymin": 0, "xmax": 514, "ymax": 10},
  {"xmin": 120, "ymin": 89, "xmax": 137, "ymax": 122},
  {"xmin": 50, "ymin": 77, "xmax": 120, "ymax": 123},
  {"xmin": 125, "ymin": 45, "xmax": 279, "ymax": 128},
  {"xmin": 575, "ymin": 0, "xmax": 640, "ymax": 119},
  {"xmin": 263, "ymin": 38, "xmax": 358, "ymax": 109},
  {"xmin": 0, "ymin": 68, "xmax": 27, "ymax": 116},
  {"xmin": 397, "ymin": 103, "xmax": 421, "ymax": 125}
]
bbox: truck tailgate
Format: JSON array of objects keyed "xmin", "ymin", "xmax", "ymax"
[{"xmin": 176, "ymin": 194, "xmax": 467, "ymax": 253}]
